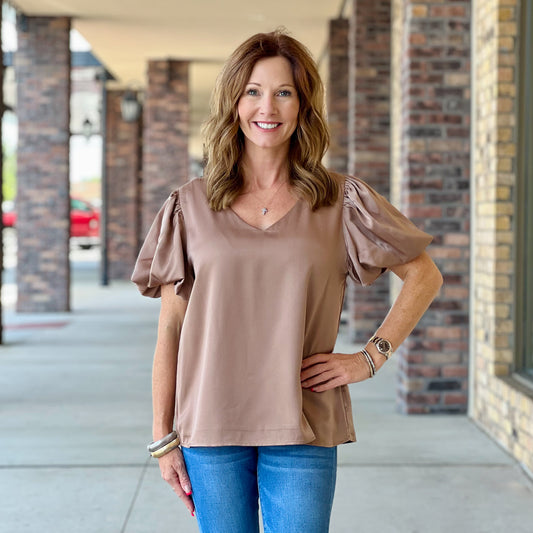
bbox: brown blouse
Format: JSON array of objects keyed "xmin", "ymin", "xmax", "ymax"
[{"xmin": 132, "ymin": 173, "xmax": 432, "ymax": 447}]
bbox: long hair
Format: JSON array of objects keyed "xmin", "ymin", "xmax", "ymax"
[{"xmin": 202, "ymin": 29, "xmax": 339, "ymax": 211}]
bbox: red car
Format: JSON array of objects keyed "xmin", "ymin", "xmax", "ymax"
[{"xmin": 2, "ymin": 197, "xmax": 100, "ymax": 249}]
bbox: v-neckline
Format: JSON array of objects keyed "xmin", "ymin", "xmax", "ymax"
[{"xmin": 229, "ymin": 198, "xmax": 301, "ymax": 232}]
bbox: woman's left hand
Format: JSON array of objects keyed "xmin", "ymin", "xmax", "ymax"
[{"xmin": 300, "ymin": 351, "xmax": 381, "ymax": 392}]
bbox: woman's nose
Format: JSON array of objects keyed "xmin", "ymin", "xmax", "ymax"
[{"xmin": 260, "ymin": 94, "xmax": 277, "ymax": 115}]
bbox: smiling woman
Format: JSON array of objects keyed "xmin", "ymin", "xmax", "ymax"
[
  {"xmin": 132, "ymin": 29, "xmax": 442, "ymax": 533},
  {"xmin": 202, "ymin": 30, "xmax": 336, "ymax": 213},
  {"xmin": 237, "ymin": 56, "xmax": 300, "ymax": 154}
]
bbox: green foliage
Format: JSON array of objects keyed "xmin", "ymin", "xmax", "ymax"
[{"xmin": 2, "ymin": 147, "xmax": 16, "ymax": 201}]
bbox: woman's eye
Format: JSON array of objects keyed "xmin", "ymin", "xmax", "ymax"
[
  {"xmin": 277, "ymin": 90, "xmax": 291, "ymax": 97},
  {"xmin": 246, "ymin": 88, "xmax": 259, "ymax": 96}
]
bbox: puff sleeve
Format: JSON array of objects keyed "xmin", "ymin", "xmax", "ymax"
[
  {"xmin": 131, "ymin": 190, "xmax": 193, "ymax": 299},
  {"xmin": 343, "ymin": 175, "xmax": 433, "ymax": 286}
]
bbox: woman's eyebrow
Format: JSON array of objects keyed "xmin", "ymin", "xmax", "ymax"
[{"xmin": 246, "ymin": 82, "xmax": 296, "ymax": 88}]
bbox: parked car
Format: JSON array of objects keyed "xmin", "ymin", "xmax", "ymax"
[
  {"xmin": 2, "ymin": 200, "xmax": 16, "ymax": 228},
  {"xmin": 2, "ymin": 197, "xmax": 100, "ymax": 249}
]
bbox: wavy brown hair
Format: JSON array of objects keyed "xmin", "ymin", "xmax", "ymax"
[{"xmin": 202, "ymin": 29, "xmax": 339, "ymax": 211}]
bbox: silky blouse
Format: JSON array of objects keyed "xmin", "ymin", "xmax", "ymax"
[{"xmin": 131, "ymin": 173, "xmax": 432, "ymax": 447}]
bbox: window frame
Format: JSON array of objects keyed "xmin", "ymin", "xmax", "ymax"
[{"xmin": 515, "ymin": 0, "xmax": 533, "ymax": 380}]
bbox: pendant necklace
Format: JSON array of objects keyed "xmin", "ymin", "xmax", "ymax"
[{"xmin": 246, "ymin": 179, "xmax": 288, "ymax": 216}]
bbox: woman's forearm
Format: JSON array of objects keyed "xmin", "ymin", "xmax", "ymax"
[
  {"xmin": 152, "ymin": 325, "xmax": 179, "ymax": 440},
  {"xmin": 365, "ymin": 252, "xmax": 443, "ymax": 366},
  {"xmin": 152, "ymin": 284, "xmax": 188, "ymax": 440}
]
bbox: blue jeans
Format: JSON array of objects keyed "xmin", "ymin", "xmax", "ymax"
[{"xmin": 181, "ymin": 445, "xmax": 337, "ymax": 533}]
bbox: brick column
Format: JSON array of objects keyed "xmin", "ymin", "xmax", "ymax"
[
  {"xmin": 106, "ymin": 90, "xmax": 142, "ymax": 280},
  {"xmin": 15, "ymin": 16, "xmax": 71, "ymax": 312},
  {"xmin": 328, "ymin": 18, "xmax": 349, "ymax": 175},
  {"xmin": 142, "ymin": 60, "xmax": 189, "ymax": 236},
  {"xmin": 347, "ymin": 0, "xmax": 392, "ymax": 343},
  {"xmin": 393, "ymin": 1, "xmax": 471, "ymax": 413}
]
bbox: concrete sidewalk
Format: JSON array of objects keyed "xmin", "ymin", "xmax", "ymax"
[{"xmin": 0, "ymin": 268, "xmax": 532, "ymax": 533}]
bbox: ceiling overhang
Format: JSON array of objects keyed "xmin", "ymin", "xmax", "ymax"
[{"xmin": 9, "ymin": 0, "xmax": 347, "ymax": 157}]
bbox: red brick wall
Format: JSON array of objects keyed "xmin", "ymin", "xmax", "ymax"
[
  {"xmin": 142, "ymin": 60, "xmax": 189, "ymax": 237},
  {"xmin": 328, "ymin": 18, "xmax": 349, "ymax": 175},
  {"xmin": 347, "ymin": 0, "xmax": 392, "ymax": 343},
  {"xmin": 106, "ymin": 90, "xmax": 142, "ymax": 280},
  {"xmin": 395, "ymin": 1, "xmax": 471, "ymax": 413},
  {"xmin": 15, "ymin": 16, "xmax": 71, "ymax": 312}
]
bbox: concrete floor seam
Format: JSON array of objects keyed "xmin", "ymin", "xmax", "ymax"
[{"xmin": 120, "ymin": 457, "xmax": 150, "ymax": 533}]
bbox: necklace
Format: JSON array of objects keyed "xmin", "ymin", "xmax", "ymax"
[{"xmin": 244, "ymin": 179, "xmax": 288, "ymax": 216}]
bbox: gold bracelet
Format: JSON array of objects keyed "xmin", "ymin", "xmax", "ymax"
[{"xmin": 150, "ymin": 438, "xmax": 180, "ymax": 458}]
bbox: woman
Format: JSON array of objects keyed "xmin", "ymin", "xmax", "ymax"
[{"xmin": 132, "ymin": 30, "xmax": 442, "ymax": 533}]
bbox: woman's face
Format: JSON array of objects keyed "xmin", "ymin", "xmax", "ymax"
[{"xmin": 237, "ymin": 56, "xmax": 300, "ymax": 155}]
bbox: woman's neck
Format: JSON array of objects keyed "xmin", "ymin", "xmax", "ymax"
[{"xmin": 241, "ymin": 149, "xmax": 290, "ymax": 191}]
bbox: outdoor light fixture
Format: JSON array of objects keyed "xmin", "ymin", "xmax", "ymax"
[
  {"xmin": 82, "ymin": 118, "xmax": 93, "ymax": 140},
  {"xmin": 120, "ymin": 90, "xmax": 142, "ymax": 122}
]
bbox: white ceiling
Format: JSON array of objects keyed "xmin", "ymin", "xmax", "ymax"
[{"xmin": 9, "ymin": 0, "xmax": 349, "ymax": 157}]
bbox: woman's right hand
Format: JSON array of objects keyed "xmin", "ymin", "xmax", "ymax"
[{"xmin": 158, "ymin": 447, "xmax": 195, "ymax": 516}]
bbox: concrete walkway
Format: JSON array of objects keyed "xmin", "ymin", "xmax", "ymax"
[{"xmin": 1, "ymin": 264, "xmax": 532, "ymax": 533}]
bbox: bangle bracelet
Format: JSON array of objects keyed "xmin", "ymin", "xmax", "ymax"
[
  {"xmin": 150, "ymin": 438, "xmax": 180, "ymax": 458},
  {"xmin": 360, "ymin": 349, "xmax": 376, "ymax": 378},
  {"xmin": 147, "ymin": 431, "xmax": 178, "ymax": 453}
]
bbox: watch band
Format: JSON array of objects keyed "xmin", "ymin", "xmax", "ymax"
[{"xmin": 368, "ymin": 335, "xmax": 393, "ymax": 360}]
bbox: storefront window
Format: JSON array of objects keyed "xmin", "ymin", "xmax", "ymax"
[{"xmin": 516, "ymin": 0, "xmax": 533, "ymax": 379}]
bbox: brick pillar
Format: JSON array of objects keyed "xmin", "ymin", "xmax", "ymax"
[
  {"xmin": 106, "ymin": 90, "xmax": 142, "ymax": 280},
  {"xmin": 142, "ymin": 60, "xmax": 189, "ymax": 236},
  {"xmin": 15, "ymin": 16, "xmax": 71, "ymax": 312},
  {"xmin": 347, "ymin": 0, "xmax": 392, "ymax": 343},
  {"xmin": 328, "ymin": 18, "xmax": 349, "ymax": 174},
  {"xmin": 393, "ymin": 1, "xmax": 471, "ymax": 413}
]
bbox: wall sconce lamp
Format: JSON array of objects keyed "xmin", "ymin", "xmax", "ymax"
[
  {"xmin": 120, "ymin": 90, "xmax": 142, "ymax": 122},
  {"xmin": 82, "ymin": 118, "xmax": 93, "ymax": 140}
]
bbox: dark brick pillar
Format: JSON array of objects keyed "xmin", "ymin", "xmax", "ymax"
[
  {"xmin": 395, "ymin": 2, "xmax": 471, "ymax": 413},
  {"xmin": 328, "ymin": 18, "xmax": 349, "ymax": 175},
  {"xmin": 15, "ymin": 16, "xmax": 71, "ymax": 312},
  {"xmin": 347, "ymin": 0, "xmax": 391, "ymax": 343},
  {"xmin": 106, "ymin": 90, "xmax": 142, "ymax": 280},
  {"xmin": 142, "ymin": 60, "xmax": 189, "ymax": 236}
]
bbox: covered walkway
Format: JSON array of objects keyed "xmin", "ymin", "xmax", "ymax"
[{"xmin": 0, "ymin": 261, "xmax": 531, "ymax": 532}]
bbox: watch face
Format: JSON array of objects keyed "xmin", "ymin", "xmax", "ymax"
[{"xmin": 377, "ymin": 339, "xmax": 391, "ymax": 353}]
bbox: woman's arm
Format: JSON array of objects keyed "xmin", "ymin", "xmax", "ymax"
[
  {"xmin": 366, "ymin": 250, "xmax": 443, "ymax": 368},
  {"xmin": 152, "ymin": 283, "xmax": 187, "ymax": 439},
  {"xmin": 300, "ymin": 252, "xmax": 443, "ymax": 391},
  {"xmin": 152, "ymin": 283, "xmax": 195, "ymax": 516}
]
